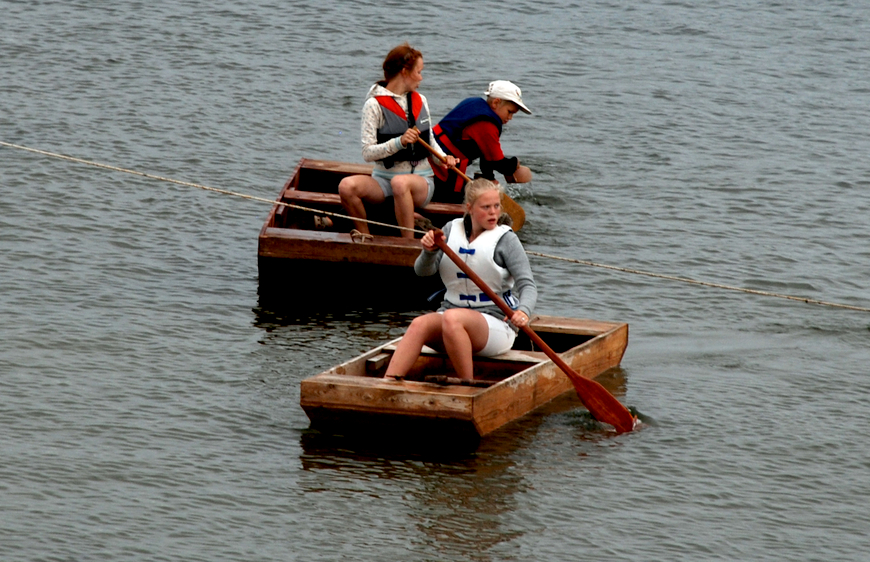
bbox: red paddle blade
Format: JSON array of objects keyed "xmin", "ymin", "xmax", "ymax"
[
  {"xmin": 524, "ymin": 324, "xmax": 636, "ymax": 433},
  {"xmin": 565, "ymin": 372, "xmax": 637, "ymax": 433}
]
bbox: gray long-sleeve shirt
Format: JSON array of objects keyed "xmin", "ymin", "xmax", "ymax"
[{"xmin": 415, "ymin": 218, "xmax": 538, "ymax": 321}]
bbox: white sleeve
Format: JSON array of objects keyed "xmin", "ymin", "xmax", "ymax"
[{"xmin": 360, "ymin": 98, "xmax": 403, "ymax": 162}]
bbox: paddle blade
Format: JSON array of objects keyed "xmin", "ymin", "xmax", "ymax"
[
  {"xmin": 518, "ymin": 324, "xmax": 636, "ymax": 433},
  {"xmin": 563, "ymin": 370, "xmax": 637, "ymax": 433},
  {"xmin": 500, "ymin": 194, "xmax": 525, "ymax": 231}
]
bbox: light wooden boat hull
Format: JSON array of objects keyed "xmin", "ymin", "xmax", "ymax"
[{"xmin": 300, "ymin": 316, "xmax": 629, "ymax": 439}]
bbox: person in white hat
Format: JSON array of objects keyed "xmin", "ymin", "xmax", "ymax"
[{"xmin": 430, "ymin": 80, "xmax": 533, "ymax": 204}]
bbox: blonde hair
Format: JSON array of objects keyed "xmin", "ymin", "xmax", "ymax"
[{"xmin": 463, "ymin": 178, "xmax": 503, "ymax": 207}]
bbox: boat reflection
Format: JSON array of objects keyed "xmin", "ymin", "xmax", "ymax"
[
  {"xmin": 296, "ymin": 375, "xmax": 633, "ymax": 560},
  {"xmin": 298, "ymin": 366, "xmax": 631, "ymax": 464}
]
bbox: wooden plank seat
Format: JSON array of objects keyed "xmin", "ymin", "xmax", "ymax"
[
  {"xmin": 381, "ymin": 344, "xmax": 549, "ymax": 364},
  {"xmin": 281, "ymin": 189, "xmax": 461, "ymax": 216},
  {"xmin": 365, "ymin": 344, "xmax": 549, "ymax": 386}
]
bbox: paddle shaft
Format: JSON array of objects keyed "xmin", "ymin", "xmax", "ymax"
[
  {"xmin": 433, "ymin": 232, "xmax": 636, "ymax": 433},
  {"xmin": 412, "ymin": 128, "xmax": 526, "ymax": 231},
  {"xmin": 414, "ymin": 134, "xmax": 473, "ymax": 182}
]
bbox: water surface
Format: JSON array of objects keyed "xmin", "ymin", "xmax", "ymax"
[{"xmin": 2, "ymin": 1, "xmax": 869, "ymax": 560}]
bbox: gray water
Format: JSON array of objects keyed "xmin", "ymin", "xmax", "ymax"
[{"xmin": 2, "ymin": 1, "xmax": 869, "ymax": 560}]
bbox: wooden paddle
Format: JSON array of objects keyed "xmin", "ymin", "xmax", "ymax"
[
  {"xmin": 413, "ymin": 131, "xmax": 526, "ymax": 231},
  {"xmin": 433, "ymin": 231, "xmax": 637, "ymax": 434}
]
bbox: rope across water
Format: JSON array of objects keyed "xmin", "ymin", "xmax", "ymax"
[
  {"xmin": 526, "ymin": 251, "xmax": 870, "ymax": 313},
  {"xmin": 3, "ymin": 140, "xmax": 867, "ymax": 314},
  {"xmin": 0, "ymin": 141, "xmax": 419, "ymax": 235}
]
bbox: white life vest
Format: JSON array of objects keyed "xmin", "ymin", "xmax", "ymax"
[{"xmin": 439, "ymin": 218, "xmax": 518, "ymax": 309}]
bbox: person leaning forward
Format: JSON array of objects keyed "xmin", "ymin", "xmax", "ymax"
[
  {"xmin": 430, "ymin": 80, "xmax": 533, "ymax": 204},
  {"xmin": 338, "ymin": 43, "xmax": 457, "ymax": 239}
]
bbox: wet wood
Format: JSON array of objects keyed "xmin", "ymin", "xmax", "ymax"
[{"xmin": 423, "ymin": 376, "xmax": 496, "ymax": 387}]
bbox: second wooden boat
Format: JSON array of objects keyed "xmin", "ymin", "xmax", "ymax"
[
  {"xmin": 257, "ymin": 159, "xmax": 466, "ymax": 307},
  {"xmin": 257, "ymin": 158, "xmax": 526, "ymax": 309}
]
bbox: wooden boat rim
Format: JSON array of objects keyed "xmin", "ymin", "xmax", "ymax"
[{"xmin": 303, "ymin": 315, "xmax": 628, "ymax": 397}]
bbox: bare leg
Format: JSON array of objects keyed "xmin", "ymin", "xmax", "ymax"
[
  {"xmin": 441, "ymin": 309, "xmax": 489, "ymax": 380},
  {"xmin": 384, "ymin": 313, "xmax": 445, "ymax": 378},
  {"xmin": 338, "ymin": 175, "xmax": 385, "ymax": 235},
  {"xmin": 391, "ymin": 174, "xmax": 431, "ymax": 239}
]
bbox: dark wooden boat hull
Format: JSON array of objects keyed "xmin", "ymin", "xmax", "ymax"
[{"xmin": 258, "ymin": 159, "xmax": 467, "ymax": 307}]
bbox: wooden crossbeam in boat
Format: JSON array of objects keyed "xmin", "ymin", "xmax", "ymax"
[
  {"xmin": 423, "ymin": 375, "xmax": 496, "ymax": 387},
  {"xmin": 381, "ymin": 344, "xmax": 548, "ymax": 364},
  {"xmin": 282, "ymin": 189, "xmax": 460, "ymax": 216},
  {"xmin": 365, "ymin": 352, "xmax": 391, "ymax": 373}
]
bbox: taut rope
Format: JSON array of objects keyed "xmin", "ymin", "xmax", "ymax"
[
  {"xmin": 0, "ymin": 141, "xmax": 419, "ymax": 236},
  {"xmin": 526, "ymin": 251, "xmax": 870, "ymax": 313},
  {"xmin": 3, "ymin": 140, "xmax": 867, "ymax": 313}
]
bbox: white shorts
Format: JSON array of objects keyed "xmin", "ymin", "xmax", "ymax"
[
  {"xmin": 373, "ymin": 173, "xmax": 435, "ymax": 207},
  {"xmin": 477, "ymin": 313, "xmax": 517, "ymax": 357}
]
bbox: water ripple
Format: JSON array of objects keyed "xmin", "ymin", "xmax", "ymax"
[{"xmin": 3, "ymin": 1, "xmax": 870, "ymax": 561}]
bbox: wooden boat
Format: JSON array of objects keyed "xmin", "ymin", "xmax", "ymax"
[
  {"xmin": 258, "ymin": 159, "xmax": 468, "ymax": 306},
  {"xmin": 257, "ymin": 158, "xmax": 524, "ymax": 308},
  {"xmin": 301, "ymin": 315, "xmax": 629, "ymax": 439}
]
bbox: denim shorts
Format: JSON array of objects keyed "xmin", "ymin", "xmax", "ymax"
[{"xmin": 373, "ymin": 173, "xmax": 435, "ymax": 207}]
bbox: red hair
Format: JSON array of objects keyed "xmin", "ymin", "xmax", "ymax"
[{"xmin": 380, "ymin": 43, "xmax": 422, "ymax": 84}]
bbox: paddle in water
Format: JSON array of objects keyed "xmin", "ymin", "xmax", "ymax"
[{"xmin": 433, "ymin": 230, "xmax": 637, "ymax": 434}]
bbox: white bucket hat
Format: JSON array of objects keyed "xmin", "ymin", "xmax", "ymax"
[{"xmin": 484, "ymin": 80, "xmax": 532, "ymax": 114}]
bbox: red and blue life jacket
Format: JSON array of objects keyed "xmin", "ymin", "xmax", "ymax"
[
  {"xmin": 375, "ymin": 91, "xmax": 431, "ymax": 169},
  {"xmin": 431, "ymin": 97, "xmax": 503, "ymax": 197}
]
